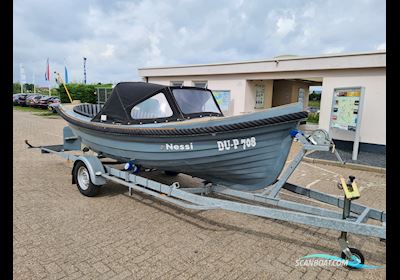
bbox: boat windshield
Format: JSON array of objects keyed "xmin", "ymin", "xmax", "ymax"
[
  {"xmin": 131, "ymin": 92, "xmax": 173, "ymax": 119},
  {"xmin": 172, "ymin": 89, "xmax": 221, "ymax": 115}
]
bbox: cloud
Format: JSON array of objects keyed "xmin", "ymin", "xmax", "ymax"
[
  {"xmin": 323, "ymin": 47, "xmax": 345, "ymax": 54},
  {"xmin": 100, "ymin": 44, "xmax": 116, "ymax": 58},
  {"xmin": 13, "ymin": 0, "xmax": 386, "ymax": 85},
  {"xmin": 276, "ymin": 16, "xmax": 296, "ymax": 37},
  {"xmin": 302, "ymin": 6, "xmax": 316, "ymax": 18},
  {"xmin": 376, "ymin": 42, "xmax": 386, "ymax": 50}
]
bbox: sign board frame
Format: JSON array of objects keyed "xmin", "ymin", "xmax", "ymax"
[
  {"xmin": 212, "ymin": 90, "xmax": 231, "ymax": 114},
  {"xmin": 328, "ymin": 86, "xmax": 365, "ymax": 160},
  {"xmin": 255, "ymin": 84, "xmax": 265, "ymax": 109}
]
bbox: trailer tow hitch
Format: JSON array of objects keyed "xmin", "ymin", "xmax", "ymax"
[{"xmin": 25, "ymin": 139, "xmax": 38, "ymax": 148}]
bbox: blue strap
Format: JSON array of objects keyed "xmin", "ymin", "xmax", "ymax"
[{"xmin": 290, "ymin": 129, "xmax": 304, "ymax": 137}]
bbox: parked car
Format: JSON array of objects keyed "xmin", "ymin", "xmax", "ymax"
[
  {"xmin": 15, "ymin": 94, "xmax": 29, "ymax": 106},
  {"xmin": 36, "ymin": 96, "xmax": 60, "ymax": 109},
  {"xmin": 47, "ymin": 97, "xmax": 60, "ymax": 105},
  {"xmin": 13, "ymin": 94, "xmax": 22, "ymax": 105},
  {"xmin": 26, "ymin": 94, "xmax": 43, "ymax": 107},
  {"xmin": 307, "ymin": 106, "xmax": 320, "ymax": 113},
  {"xmin": 47, "ymin": 102, "xmax": 61, "ymax": 113}
]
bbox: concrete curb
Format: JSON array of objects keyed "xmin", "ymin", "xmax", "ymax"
[{"xmin": 303, "ymin": 156, "xmax": 386, "ymax": 174}]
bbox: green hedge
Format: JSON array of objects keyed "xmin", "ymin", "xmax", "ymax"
[
  {"xmin": 309, "ymin": 92, "xmax": 321, "ymax": 101},
  {"xmin": 57, "ymin": 83, "xmax": 98, "ymax": 103},
  {"xmin": 307, "ymin": 112, "xmax": 320, "ymax": 123}
]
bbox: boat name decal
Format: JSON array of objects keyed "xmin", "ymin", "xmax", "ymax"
[
  {"xmin": 164, "ymin": 143, "xmax": 194, "ymax": 151},
  {"xmin": 217, "ymin": 137, "xmax": 256, "ymax": 151}
]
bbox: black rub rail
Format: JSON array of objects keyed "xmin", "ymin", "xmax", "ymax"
[{"xmin": 57, "ymin": 107, "xmax": 308, "ymax": 137}]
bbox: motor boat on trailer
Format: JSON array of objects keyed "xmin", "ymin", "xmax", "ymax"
[
  {"xmin": 27, "ymin": 81, "xmax": 385, "ymax": 264},
  {"xmin": 55, "ymin": 82, "xmax": 308, "ymax": 191}
]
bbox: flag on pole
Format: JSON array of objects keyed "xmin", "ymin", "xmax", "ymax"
[
  {"xmin": 45, "ymin": 58, "xmax": 50, "ymax": 81},
  {"xmin": 64, "ymin": 65, "xmax": 69, "ymax": 84}
]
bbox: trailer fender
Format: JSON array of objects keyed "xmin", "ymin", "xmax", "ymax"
[
  {"xmin": 63, "ymin": 126, "xmax": 81, "ymax": 151},
  {"xmin": 72, "ymin": 156, "xmax": 106, "ymax": 186}
]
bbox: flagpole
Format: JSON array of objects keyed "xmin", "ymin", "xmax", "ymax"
[
  {"xmin": 19, "ymin": 63, "xmax": 22, "ymax": 93},
  {"xmin": 33, "ymin": 71, "xmax": 36, "ymax": 94},
  {"xmin": 55, "ymin": 71, "xmax": 73, "ymax": 103},
  {"xmin": 19, "ymin": 63, "xmax": 26, "ymax": 94},
  {"xmin": 48, "ymin": 58, "xmax": 51, "ymax": 96}
]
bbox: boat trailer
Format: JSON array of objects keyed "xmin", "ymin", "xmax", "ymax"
[{"xmin": 26, "ymin": 127, "xmax": 386, "ymax": 268}]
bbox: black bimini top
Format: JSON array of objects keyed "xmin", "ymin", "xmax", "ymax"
[{"xmin": 89, "ymin": 82, "xmax": 224, "ymax": 125}]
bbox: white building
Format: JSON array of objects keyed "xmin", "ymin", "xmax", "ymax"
[{"xmin": 138, "ymin": 51, "xmax": 386, "ymax": 147}]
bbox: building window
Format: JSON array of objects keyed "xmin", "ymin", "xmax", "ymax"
[
  {"xmin": 298, "ymin": 88, "xmax": 305, "ymax": 105},
  {"xmin": 193, "ymin": 81, "xmax": 208, "ymax": 88},
  {"xmin": 171, "ymin": 81, "xmax": 184, "ymax": 87},
  {"xmin": 130, "ymin": 93, "xmax": 173, "ymax": 119}
]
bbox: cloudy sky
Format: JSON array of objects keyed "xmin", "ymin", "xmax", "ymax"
[{"xmin": 13, "ymin": 0, "xmax": 386, "ymax": 86}]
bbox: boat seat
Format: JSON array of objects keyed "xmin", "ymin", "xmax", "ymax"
[{"xmin": 73, "ymin": 104, "xmax": 104, "ymax": 118}]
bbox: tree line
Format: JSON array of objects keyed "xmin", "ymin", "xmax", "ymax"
[
  {"xmin": 13, "ymin": 83, "xmax": 35, "ymax": 93},
  {"xmin": 13, "ymin": 82, "xmax": 113, "ymax": 104}
]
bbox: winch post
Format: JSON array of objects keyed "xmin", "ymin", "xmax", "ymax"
[
  {"xmin": 338, "ymin": 175, "xmax": 361, "ymax": 259},
  {"xmin": 265, "ymin": 130, "xmax": 331, "ymax": 197}
]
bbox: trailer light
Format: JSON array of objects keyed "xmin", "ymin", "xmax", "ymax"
[
  {"xmin": 124, "ymin": 161, "xmax": 140, "ymax": 173},
  {"xmin": 124, "ymin": 162, "xmax": 132, "ymax": 170}
]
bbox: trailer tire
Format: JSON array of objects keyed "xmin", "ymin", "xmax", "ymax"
[
  {"xmin": 164, "ymin": 171, "xmax": 179, "ymax": 176},
  {"xmin": 341, "ymin": 247, "xmax": 365, "ymax": 269},
  {"xmin": 73, "ymin": 161, "xmax": 100, "ymax": 197}
]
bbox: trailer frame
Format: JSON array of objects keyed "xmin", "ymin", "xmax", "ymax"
[{"xmin": 27, "ymin": 127, "xmax": 386, "ymax": 268}]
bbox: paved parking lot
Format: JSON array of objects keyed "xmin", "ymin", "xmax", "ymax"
[{"xmin": 13, "ymin": 109, "xmax": 386, "ymax": 279}]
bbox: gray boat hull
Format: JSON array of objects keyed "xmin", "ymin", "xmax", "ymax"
[
  {"xmin": 69, "ymin": 120, "xmax": 297, "ymax": 191},
  {"xmin": 58, "ymin": 102, "xmax": 306, "ymax": 191}
]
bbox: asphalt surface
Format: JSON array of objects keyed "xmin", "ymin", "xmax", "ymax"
[
  {"xmin": 306, "ymin": 146, "xmax": 386, "ymax": 168},
  {"xmin": 13, "ymin": 109, "xmax": 386, "ymax": 279}
]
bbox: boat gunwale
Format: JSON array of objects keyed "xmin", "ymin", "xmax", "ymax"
[{"xmin": 56, "ymin": 106, "xmax": 307, "ymax": 137}]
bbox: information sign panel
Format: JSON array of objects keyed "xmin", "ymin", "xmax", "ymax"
[
  {"xmin": 212, "ymin": 90, "xmax": 231, "ymax": 113},
  {"xmin": 329, "ymin": 87, "xmax": 365, "ymax": 160}
]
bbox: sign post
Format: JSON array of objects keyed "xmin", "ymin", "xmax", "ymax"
[{"xmin": 329, "ymin": 87, "xmax": 365, "ymax": 160}]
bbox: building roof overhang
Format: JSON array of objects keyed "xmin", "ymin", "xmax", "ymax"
[{"xmin": 138, "ymin": 51, "xmax": 386, "ymax": 77}]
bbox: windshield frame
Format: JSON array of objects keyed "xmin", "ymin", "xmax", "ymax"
[{"xmin": 169, "ymin": 86, "xmax": 223, "ymax": 119}]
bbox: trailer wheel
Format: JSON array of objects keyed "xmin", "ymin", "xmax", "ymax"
[
  {"xmin": 341, "ymin": 248, "xmax": 365, "ymax": 269},
  {"xmin": 164, "ymin": 171, "xmax": 179, "ymax": 176},
  {"xmin": 73, "ymin": 161, "xmax": 100, "ymax": 197}
]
